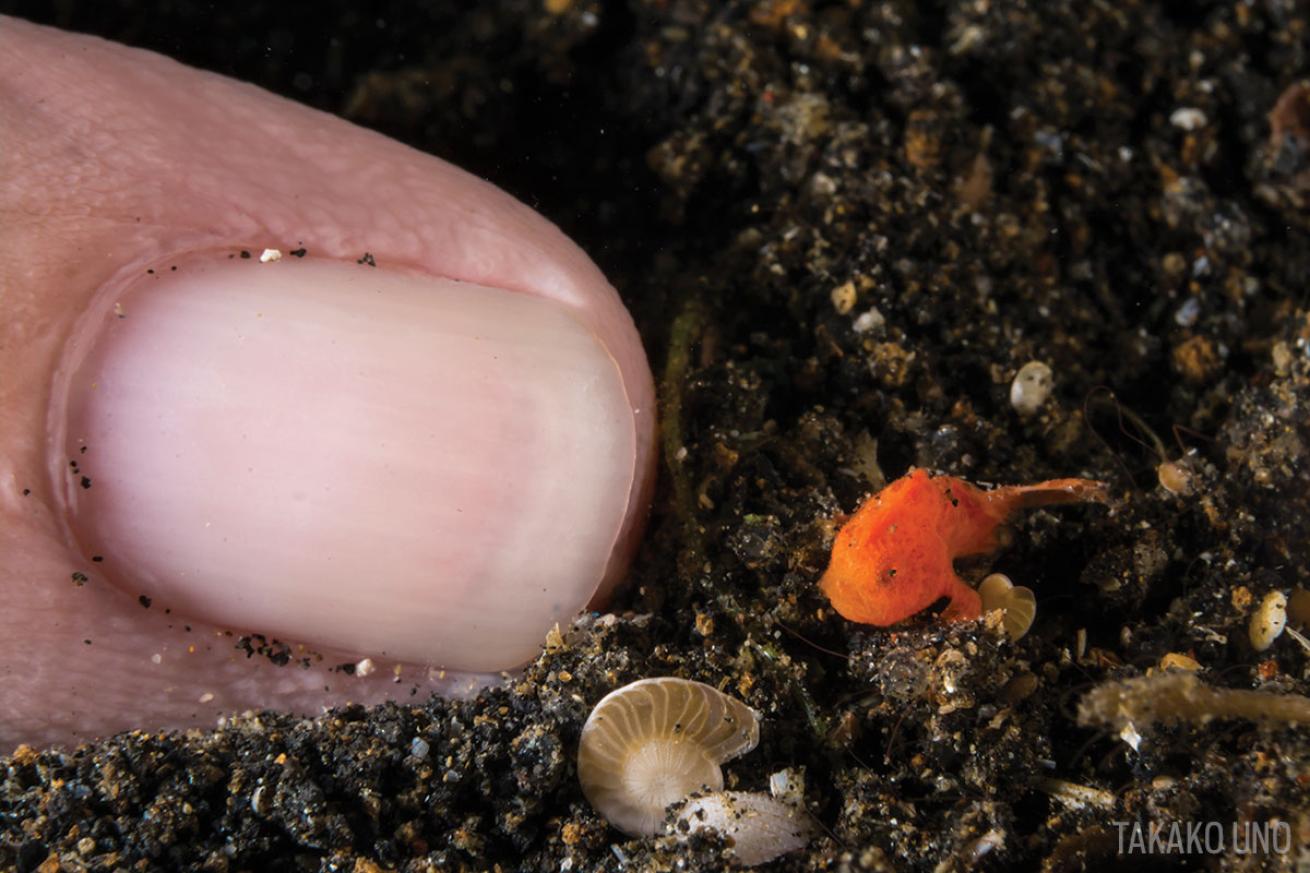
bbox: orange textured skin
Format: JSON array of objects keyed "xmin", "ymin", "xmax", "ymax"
[{"xmin": 820, "ymin": 469, "xmax": 1107, "ymax": 626}]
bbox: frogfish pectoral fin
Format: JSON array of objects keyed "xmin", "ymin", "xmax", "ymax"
[{"xmin": 940, "ymin": 577, "xmax": 983, "ymax": 622}]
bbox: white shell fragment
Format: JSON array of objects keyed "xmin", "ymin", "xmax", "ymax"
[
  {"xmin": 978, "ymin": 573, "xmax": 1037, "ymax": 640},
  {"xmin": 1009, "ymin": 360, "xmax": 1054, "ymax": 415},
  {"xmin": 577, "ymin": 677, "xmax": 760, "ymax": 836},
  {"xmin": 1035, "ymin": 777, "xmax": 1117, "ymax": 811},
  {"xmin": 676, "ymin": 791, "xmax": 816, "ymax": 866},
  {"xmin": 852, "ymin": 307, "xmax": 886, "ymax": 334},
  {"xmin": 1249, "ymin": 591, "xmax": 1288, "ymax": 652},
  {"xmin": 1169, "ymin": 107, "xmax": 1207, "ymax": 130},
  {"xmin": 768, "ymin": 768, "xmax": 805, "ymax": 805}
]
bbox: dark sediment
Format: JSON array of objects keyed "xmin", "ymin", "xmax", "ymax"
[{"xmin": 2, "ymin": 1, "xmax": 1308, "ymax": 870}]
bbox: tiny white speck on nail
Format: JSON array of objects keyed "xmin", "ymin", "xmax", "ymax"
[
  {"xmin": 199, "ymin": 692, "xmax": 215, "ymax": 703},
  {"xmin": 355, "ymin": 657, "xmax": 377, "ymax": 677},
  {"xmin": 151, "ymin": 653, "xmax": 162, "ymax": 665},
  {"xmin": 259, "ymin": 248, "xmax": 283, "ymax": 263}
]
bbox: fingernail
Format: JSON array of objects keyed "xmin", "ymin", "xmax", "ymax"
[{"xmin": 54, "ymin": 253, "xmax": 637, "ymax": 669}]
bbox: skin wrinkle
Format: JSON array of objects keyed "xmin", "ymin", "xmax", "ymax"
[{"xmin": 0, "ymin": 16, "xmax": 656, "ymax": 748}]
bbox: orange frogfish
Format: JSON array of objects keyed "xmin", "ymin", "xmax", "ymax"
[{"xmin": 820, "ymin": 469, "xmax": 1107, "ymax": 626}]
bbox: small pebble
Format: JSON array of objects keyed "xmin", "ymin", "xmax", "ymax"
[
  {"xmin": 1174, "ymin": 297, "xmax": 1201, "ymax": 327},
  {"xmin": 1001, "ymin": 672, "xmax": 1039, "ymax": 703},
  {"xmin": 852, "ymin": 307, "xmax": 885, "ymax": 334},
  {"xmin": 1009, "ymin": 360, "xmax": 1053, "ymax": 415},
  {"xmin": 1170, "ymin": 107, "xmax": 1207, "ymax": 130},
  {"xmin": 1159, "ymin": 652, "xmax": 1201, "ymax": 672},
  {"xmin": 1250, "ymin": 591, "xmax": 1288, "ymax": 652},
  {"xmin": 830, "ymin": 281, "xmax": 857, "ymax": 314}
]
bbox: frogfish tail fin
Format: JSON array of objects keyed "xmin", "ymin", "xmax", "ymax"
[{"xmin": 1002, "ymin": 478, "xmax": 1110, "ymax": 510}]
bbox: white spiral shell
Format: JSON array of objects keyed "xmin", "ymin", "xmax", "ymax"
[{"xmin": 577, "ymin": 677, "xmax": 760, "ymax": 836}]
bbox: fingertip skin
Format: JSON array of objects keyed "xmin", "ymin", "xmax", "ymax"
[
  {"xmin": 0, "ymin": 16, "xmax": 656, "ymax": 543},
  {"xmin": 54, "ymin": 255, "xmax": 636, "ymax": 668},
  {"xmin": 0, "ymin": 15, "xmax": 656, "ymax": 746}
]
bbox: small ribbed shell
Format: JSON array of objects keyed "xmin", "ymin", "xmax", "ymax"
[
  {"xmin": 979, "ymin": 573, "xmax": 1037, "ymax": 641},
  {"xmin": 577, "ymin": 677, "xmax": 760, "ymax": 836}
]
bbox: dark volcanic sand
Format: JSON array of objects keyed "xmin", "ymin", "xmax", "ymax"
[{"xmin": 3, "ymin": 2, "xmax": 1309, "ymax": 870}]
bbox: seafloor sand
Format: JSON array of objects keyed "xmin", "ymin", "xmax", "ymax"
[{"xmin": 3, "ymin": 1, "xmax": 1308, "ymax": 870}]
